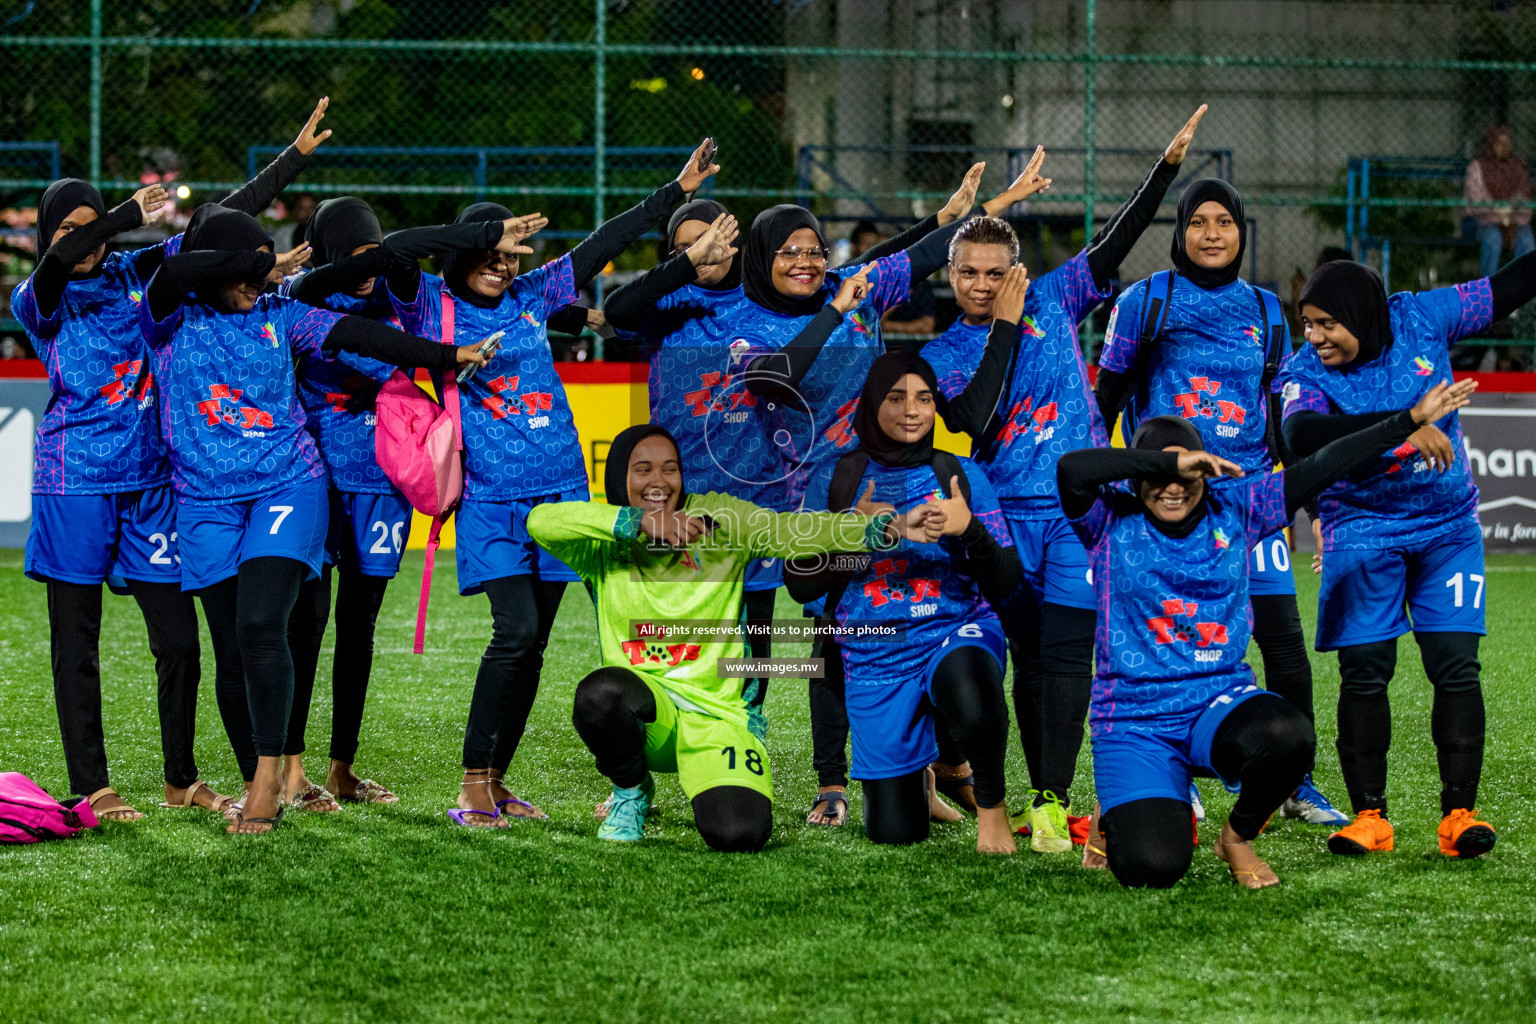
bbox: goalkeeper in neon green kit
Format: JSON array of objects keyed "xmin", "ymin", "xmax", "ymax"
[{"xmin": 527, "ymin": 424, "xmax": 937, "ymax": 851}]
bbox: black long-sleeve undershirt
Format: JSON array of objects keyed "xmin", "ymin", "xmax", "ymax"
[
  {"xmin": 601, "ymin": 251, "xmax": 701, "ymax": 334},
  {"xmin": 569, "ymin": 180, "xmax": 685, "ymax": 289},
  {"xmin": 1490, "ymin": 246, "xmax": 1536, "ymax": 320},
  {"xmin": 31, "ymin": 200, "xmax": 143, "ymax": 319},
  {"xmin": 1085, "ymin": 158, "xmax": 1180, "ymax": 290},
  {"xmin": 1057, "ymin": 409, "xmax": 1420, "ymax": 526},
  {"xmin": 383, "ymin": 222, "xmax": 507, "ymax": 304},
  {"xmin": 146, "ymin": 250, "xmax": 277, "ymax": 322},
  {"xmin": 219, "ymin": 145, "xmax": 307, "ymax": 218},
  {"xmin": 1094, "ymin": 367, "xmax": 1134, "ymax": 425},
  {"xmin": 1282, "ymin": 408, "xmax": 1400, "ymax": 459},
  {"xmin": 320, "ymin": 315, "xmax": 459, "ymax": 370},
  {"xmin": 940, "ymin": 317, "xmax": 1016, "ymax": 437}
]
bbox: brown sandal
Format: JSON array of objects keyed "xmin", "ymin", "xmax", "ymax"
[
  {"xmin": 1212, "ymin": 835, "xmax": 1280, "ymax": 889},
  {"xmin": 1082, "ymin": 801, "xmax": 1108, "ymax": 870},
  {"xmin": 159, "ymin": 779, "xmax": 234, "ymax": 814},
  {"xmin": 87, "ymin": 787, "xmax": 143, "ymax": 822}
]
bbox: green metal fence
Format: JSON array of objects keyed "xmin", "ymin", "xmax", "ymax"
[{"xmin": 5, "ymin": 1, "xmax": 1536, "ymax": 359}]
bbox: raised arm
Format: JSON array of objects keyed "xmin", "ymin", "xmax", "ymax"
[
  {"xmin": 1056, "ymin": 448, "xmax": 1181, "ymax": 520},
  {"xmin": 382, "ymin": 215, "xmax": 542, "ymax": 303},
  {"xmin": 602, "ymin": 212, "xmax": 739, "ymax": 333},
  {"xmin": 567, "ymin": 139, "xmax": 718, "ymax": 288},
  {"xmin": 741, "ymin": 264, "xmax": 872, "ymax": 398},
  {"xmin": 145, "ymin": 249, "xmax": 278, "ymax": 323},
  {"xmin": 1491, "ymin": 247, "xmax": 1536, "ymax": 320},
  {"xmin": 33, "ymin": 186, "xmax": 166, "ymax": 319},
  {"xmin": 218, "ymin": 97, "xmax": 332, "ymax": 216},
  {"xmin": 941, "ymin": 264, "xmax": 1028, "ymax": 437}
]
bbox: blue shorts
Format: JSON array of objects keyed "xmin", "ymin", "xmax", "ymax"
[
  {"xmin": 1007, "ymin": 515, "xmax": 1095, "ymax": 611},
  {"xmin": 327, "ymin": 489, "xmax": 413, "ymax": 578},
  {"xmin": 25, "ymin": 486, "xmax": 182, "ymax": 586},
  {"xmin": 456, "ymin": 490, "xmax": 587, "ymax": 595},
  {"xmin": 1092, "ymin": 683, "xmax": 1278, "ymax": 815},
  {"xmin": 176, "ymin": 477, "xmax": 330, "ymax": 590},
  {"xmin": 1315, "ymin": 521, "xmax": 1486, "ymax": 651},
  {"xmin": 1246, "ymin": 531, "xmax": 1297, "ymax": 597},
  {"xmin": 845, "ymin": 617, "xmax": 1007, "ymax": 781},
  {"xmin": 744, "ymin": 555, "xmax": 783, "ymax": 593}
]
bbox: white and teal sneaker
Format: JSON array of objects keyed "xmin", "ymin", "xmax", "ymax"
[
  {"xmin": 594, "ymin": 772, "xmax": 655, "ymax": 822},
  {"xmin": 597, "ymin": 781, "xmax": 652, "ymax": 843},
  {"xmin": 1282, "ymin": 773, "xmax": 1350, "ymax": 826},
  {"xmin": 1188, "ymin": 781, "xmax": 1206, "ymax": 823}
]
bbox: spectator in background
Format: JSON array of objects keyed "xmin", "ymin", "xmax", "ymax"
[
  {"xmin": 849, "ymin": 220, "xmax": 937, "ymax": 339},
  {"xmin": 1465, "ymin": 124, "xmax": 1533, "ymax": 279},
  {"xmin": 271, "ymin": 192, "xmax": 318, "ymax": 252}
]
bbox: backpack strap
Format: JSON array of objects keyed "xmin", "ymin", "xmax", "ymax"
[
  {"xmin": 412, "ymin": 291, "xmax": 464, "ymax": 654},
  {"xmin": 1253, "ymin": 284, "xmax": 1289, "ymax": 466},
  {"xmin": 817, "ymin": 449, "xmax": 874, "ymax": 624},
  {"xmin": 1120, "ymin": 270, "xmax": 1177, "ymax": 445}
]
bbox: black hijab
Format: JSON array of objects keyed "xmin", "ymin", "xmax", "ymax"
[
  {"xmin": 853, "ymin": 351, "xmax": 940, "ymax": 468},
  {"xmin": 667, "ymin": 198, "xmax": 741, "ymax": 291},
  {"xmin": 36, "ymin": 178, "xmax": 106, "ymax": 263},
  {"xmin": 742, "ymin": 204, "xmax": 827, "ymax": 317},
  {"xmin": 306, "ymin": 196, "xmax": 382, "ymax": 266},
  {"xmin": 1172, "ymin": 178, "xmax": 1246, "ymax": 290},
  {"xmin": 444, "ymin": 201, "xmax": 512, "ymax": 309},
  {"xmin": 1130, "ymin": 415, "xmax": 1210, "ymax": 538},
  {"xmin": 184, "ymin": 203, "xmax": 272, "ymax": 254},
  {"xmin": 1297, "ymin": 260, "xmax": 1394, "ymax": 368},
  {"xmin": 605, "ymin": 424, "xmax": 687, "ymax": 508}
]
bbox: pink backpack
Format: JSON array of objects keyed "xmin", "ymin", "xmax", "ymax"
[
  {"xmin": 0, "ymin": 772, "xmax": 98, "ymax": 843},
  {"xmin": 374, "ymin": 295, "xmax": 464, "ymax": 653}
]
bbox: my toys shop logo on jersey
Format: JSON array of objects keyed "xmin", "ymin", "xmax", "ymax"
[
  {"xmin": 481, "ymin": 375, "xmax": 554, "ymax": 427},
  {"xmin": 620, "ymin": 638, "xmax": 702, "ymax": 668},
  {"xmin": 998, "ymin": 396, "xmax": 1059, "ymax": 447},
  {"xmin": 684, "ymin": 369, "xmax": 758, "ymax": 425},
  {"xmin": 99, "ymin": 360, "xmax": 155, "ymax": 411},
  {"xmin": 1145, "ymin": 598, "xmax": 1229, "ymax": 663},
  {"xmin": 861, "ymin": 556, "xmax": 945, "ymax": 618},
  {"xmin": 196, "ymin": 383, "xmax": 273, "ymax": 435},
  {"xmin": 1384, "ymin": 439, "xmax": 1427, "ymax": 475},
  {"xmin": 1172, "ymin": 375, "xmax": 1246, "ymax": 439}
]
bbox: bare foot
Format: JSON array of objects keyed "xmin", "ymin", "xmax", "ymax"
[
  {"xmin": 87, "ymin": 787, "xmax": 143, "ymax": 822},
  {"xmin": 1213, "ymin": 820, "xmax": 1279, "ymax": 889},
  {"xmin": 489, "ymin": 771, "xmax": 547, "ymax": 819},
  {"xmin": 806, "ymin": 785, "xmax": 848, "ymax": 826},
  {"xmin": 976, "ymin": 804, "xmax": 1018, "ymax": 854},
  {"xmin": 163, "ymin": 780, "xmax": 234, "ymax": 814},
  {"xmin": 1081, "ymin": 801, "xmax": 1108, "ymax": 870},
  {"xmin": 927, "ymin": 768, "xmax": 963, "ymax": 823},
  {"xmin": 458, "ymin": 769, "xmax": 507, "ymax": 828}
]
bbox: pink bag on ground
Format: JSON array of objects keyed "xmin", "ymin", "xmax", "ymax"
[
  {"xmin": 373, "ymin": 296, "xmax": 465, "ymax": 653},
  {"xmin": 0, "ymin": 772, "xmax": 98, "ymax": 843}
]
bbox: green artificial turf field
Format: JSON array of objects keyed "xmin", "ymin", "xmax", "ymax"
[{"xmin": 1, "ymin": 547, "xmax": 1533, "ymax": 1024}]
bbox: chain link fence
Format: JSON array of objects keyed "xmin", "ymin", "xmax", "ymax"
[{"xmin": 3, "ymin": 1, "xmax": 1536, "ymax": 363}]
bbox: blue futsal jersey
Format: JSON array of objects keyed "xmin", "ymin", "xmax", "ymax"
[
  {"xmin": 1275, "ymin": 279, "xmax": 1492, "ymax": 551},
  {"xmin": 140, "ymin": 291, "xmax": 343, "ymax": 502},
  {"xmin": 802, "ymin": 455, "xmax": 1012, "ymax": 679},
  {"xmin": 12, "ymin": 239, "xmax": 182, "ymax": 495},
  {"xmin": 634, "ymin": 283, "xmax": 791, "ymax": 511},
  {"xmin": 389, "ymin": 259, "xmax": 584, "ymax": 501},
  {"xmin": 733, "ymin": 253, "xmax": 912, "ymax": 505},
  {"xmin": 1070, "ymin": 472, "xmax": 1290, "ymax": 737},
  {"xmin": 288, "ymin": 281, "xmax": 400, "ymax": 496},
  {"xmin": 922, "ymin": 251, "xmax": 1110, "ymax": 518},
  {"xmin": 1100, "ymin": 275, "xmax": 1281, "ymax": 475}
]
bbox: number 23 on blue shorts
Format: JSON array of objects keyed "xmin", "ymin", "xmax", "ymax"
[
  {"xmin": 1314, "ymin": 521, "xmax": 1486, "ymax": 650},
  {"xmin": 176, "ymin": 477, "xmax": 329, "ymax": 590}
]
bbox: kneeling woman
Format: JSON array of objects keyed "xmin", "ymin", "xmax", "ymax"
[
  {"xmin": 1058, "ymin": 380, "xmax": 1473, "ymax": 888},
  {"xmin": 790, "ymin": 353, "xmax": 1023, "ymax": 853},
  {"xmin": 526, "ymin": 425, "xmax": 931, "ymax": 852}
]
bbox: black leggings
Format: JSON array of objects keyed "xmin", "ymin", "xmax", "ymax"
[
  {"xmin": 283, "ymin": 567, "xmax": 332, "ymax": 757},
  {"xmin": 861, "ymin": 644, "xmax": 1011, "ymax": 844},
  {"xmin": 809, "ymin": 635, "xmax": 849, "ymax": 788},
  {"xmin": 1006, "ymin": 597, "xmax": 1096, "ymax": 806},
  {"xmin": 1336, "ymin": 632, "xmax": 1484, "ymax": 817},
  {"xmin": 1250, "ymin": 592, "xmax": 1314, "ymax": 722},
  {"xmin": 196, "ymin": 556, "xmax": 311, "ymax": 778},
  {"xmin": 1101, "ymin": 695, "xmax": 1315, "ymax": 888},
  {"xmin": 45, "ymin": 578, "xmax": 202, "ymax": 795},
  {"xmin": 329, "ymin": 568, "xmax": 392, "ymax": 764},
  {"xmin": 572, "ymin": 665, "xmax": 772, "ymax": 852},
  {"xmin": 463, "ymin": 575, "xmax": 566, "ymax": 770}
]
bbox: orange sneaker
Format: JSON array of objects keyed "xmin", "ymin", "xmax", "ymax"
[
  {"xmin": 1438, "ymin": 808, "xmax": 1496, "ymax": 858},
  {"xmin": 1327, "ymin": 808, "xmax": 1394, "ymax": 855}
]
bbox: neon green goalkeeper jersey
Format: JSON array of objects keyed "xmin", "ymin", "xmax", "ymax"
[{"xmin": 526, "ymin": 492, "xmax": 876, "ymax": 730}]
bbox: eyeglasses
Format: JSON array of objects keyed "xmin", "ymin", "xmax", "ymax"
[{"xmin": 773, "ymin": 246, "xmax": 829, "ymax": 265}]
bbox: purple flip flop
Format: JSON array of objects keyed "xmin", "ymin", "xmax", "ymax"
[
  {"xmin": 495, "ymin": 796, "xmax": 548, "ymax": 820},
  {"xmin": 446, "ymin": 807, "xmax": 502, "ymax": 828}
]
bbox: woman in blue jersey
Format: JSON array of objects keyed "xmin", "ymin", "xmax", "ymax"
[
  {"xmin": 923, "ymin": 106, "xmax": 1205, "ymax": 851},
  {"xmin": 383, "ymin": 140, "xmax": 721, "ymax": 826},
  {"xmin": 1095, "ymin": 169, "xmax": 1347, "ymax": 827},
  {"xmin": 13, "ymin": 100, "xmax": 334, "ymax": 821},
  {"xmin": 140, "ymin": 204, "xmax": 495, "ymax": 834},
  {"xmin": 791, "ymin": 352, "xmax": 1024, "ymax": 853},
  {"xmin": 1278, "ymin": 257, "xmax": 1526, "ymax": 859},
  {"xmin": 1058, "ymin": 378, "xmax": 1474, "ymax": 888},
  {"xmin": 734, "ymin": 165, "xmax": 1049, "ymax": 828}
]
